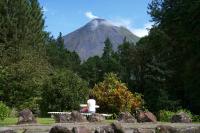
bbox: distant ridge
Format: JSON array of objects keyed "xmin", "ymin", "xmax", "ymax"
[{"xmin": 63, "ymin": 18, "xmax": 140, "ymax": 61}]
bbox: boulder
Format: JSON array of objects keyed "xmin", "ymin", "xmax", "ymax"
[
  {"xmin": 95, "ymin": 122, "xmax": 124, "ymax": 133},
  {"xmin": 72, "ymin": 127, "xmax": 92, "ymax": 133},
  {"xmin": 171, "ymin": 112, "xmax": 192, "ymax": 123},
  {"xmin": 117, "ymin": 112, "xmax": 137, "ymax": 123},
  {"xmin": 94, "ymin": 126, "xmax": 114, "ymax": 133},
  {"xmin": 70, "ymin": 111, "xmax": 87, "ymax": 122},
  {"xmin": 49, "ymin": 126, "xmax": 71, "ymax": 133},
  {"xmin": 136, "ymin": 111, "xmax": 157, "ymax": 123},
  {"xmin": 52, "ymin": 111, "xmax": 87, "ymax": 123},
  {"xmin": 53, "ymin": 114, "xmax": 71, "ymax": 123},
  {"xmin": 111, "ymin": 122, "xmax": 125, "ymax": 133},
  {"xmin": 88, "ymin": 113, "xmax": 105, "ymax": 122},
  {"xmin": 17, "ymin": 109, "xmax": 37, "ymax": 124},
  {"xmin": 132, "ymin": 128, "xmax": 155, "ymax": 133}
]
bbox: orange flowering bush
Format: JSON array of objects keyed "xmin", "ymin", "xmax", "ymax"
[{"xmin": 91, "ymin": 73, "xmax": 143, "ymax": 113}]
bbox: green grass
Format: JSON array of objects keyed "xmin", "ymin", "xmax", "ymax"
[
  {"xmin": 0, "ymin": 117, "xmax": 55, "ymax": 126},
  {"xmin": 105, "ymin": 119, "xmax": 115, "ymax": 123},
  {"xmin": 0, "ymin": 117, "xmax": 18, "ymax": 126},
  {"xmin": 37, "ymin": 118, "xmax": 55, "ymax": 125}
]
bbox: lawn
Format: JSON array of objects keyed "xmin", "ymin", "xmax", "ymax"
[{"xmin": 0, "ymin": 117, "xmax": 55, "ymax": 126}]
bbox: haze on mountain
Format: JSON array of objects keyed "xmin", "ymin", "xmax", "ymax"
[{"xmin": 63, "ymin": 18, "xmax": 140, "ymax": 61}]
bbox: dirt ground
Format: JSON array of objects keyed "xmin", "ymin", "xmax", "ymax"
[{"xmin": 0, "ymin": 122, "xmax": 200, "ymax": 133}]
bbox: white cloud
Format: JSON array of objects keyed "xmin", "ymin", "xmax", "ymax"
[
  {"xmin": 109, "ymin": 18, "xmax": 153, "ymax": 37},
  {"xmin": 85, "ymin": 11, "xmax": 99, "ymax": 19},
  {"xmin": 109, "ymin": 18, "xmax": 132, "ymax": 28},
  {"xmin": 131, "ymin": 22, "xmax": 153, "ymax": 37},
  {"xmin": 83, "ymin": 12, "xmax": 153, "ymax": 37},
  {"xmin": 42, "ymin": 6, "xmax": 48, "ymax": 12}
]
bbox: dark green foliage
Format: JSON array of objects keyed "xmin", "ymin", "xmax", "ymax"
[
  {"xmin": 0, "ymin": 0, "xmax": 83, "ymax": 116},
  {"xmin": 79, "ymin": 38, "xmax": 120, "ymax": 87},
  {"xmin": 159, "ymin": 110, "xmax": 175, "ymax": 122},
  {"xmin": 148, "ymin": 0, "xmax": 200, "ymax": 114},
  {"xmin": 45, "ymin": 33, "xmax": 81, "ymax": 71},
  {"xmin": 0, "ymin": 0, "xmax": 46, "ymax": 66},
  {"xmin": 79, "ymin": 56, "xmax": 104, "ymax": 87},
  {"xmin": 101, "ymin": 38, "xmax": 120, "ymax": 74},
  {"xmin": 0, "ymin": 0, "xmax": 50, "ymax": 114},
  {"xmin": 134, "ymin": 29, "xmax": 180, "ymax": 112},
  {"xmin": 102, "ymin": 38, "xmax": 113, "ymax": 59},
  {"xmin": 0, "ymin": 53, "xmax": 50, "ymax": 112},
  {"xmin": 40, "ymin": 69, "xmax": 89, "ymax": 116}
]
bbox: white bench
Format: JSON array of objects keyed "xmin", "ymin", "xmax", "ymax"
[
  {"xmin": 48, "ymin": 112, "xmax": 112, "ymax": 118},
  {"xmin": 48, "ymin": 112, "xmax": 71, "ymax": 115}
]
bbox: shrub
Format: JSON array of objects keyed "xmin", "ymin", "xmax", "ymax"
[
  {"xmin": 91, "ymin": 73, "xmax": 143, "ymax": 114},
  {"xmin": 159, "ymin": 110, "xmax": 175, "ymax": 122},
  {"xmin": 40, "ymin": 69, "xmax": 89, "ymax": 116},
  {"xmin": 0, "ymin": 101, "xmax": 10, "ymax": 121},
  {"xmin": 177, "ymin": 109, "xmax": 200, "ymax": 122},
  {"xmin": 159, "ymin": 109, "xmax": 196, "ymax": 122},
  {"xmin": 18, "ymin": 97, "xmax": 41, "ymax": 116},
  {"xmin": 192, "ymin": 115, "xmax": 200, "ymax": 122},
  {"xmin": 9, "ymin": 108, "xmax": 18, "ymax": 118},
  {"xmin": 177, "ymin": 109, "xmax": 193, "ymax": 118}
]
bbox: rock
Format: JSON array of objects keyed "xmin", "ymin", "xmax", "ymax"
[
  {"xmin": 177, "ymin": 126, "xmax": 200, "ymax": 133},
  {"xmin": 52, "ymin": 111, "xmax": 87, "ymax": 123},
  {"xmin": 53, "ymin": 114, "xmax": 71, "ymax": 123},
  {"xmin": 117, "ymin": 112, "xmax": 137, "ymax": 123},
  {"xmin": 171, "ymin": 112, "xmax": 192, "ymax": 123},
  {"xmin": 88, "ymin": 113, "xmax": 105, "ymax": 122},
  {"xmin": 136, "ymin": 111, "xmax": 157, "ymax": 123},
  {"xmin": 49, "ymin": 126, "xmax": 71, "ymax": 133},
  {"xmin": 0, "ymin": 129, "xmax": 16, "ymax": 133},
  {"xmin": 94, "ymin": 126, "xmax": 114, "ymax": 133},
  {"xmin": 156, "ymin": 125, "xmax": 177, "ymax": 133},
  {"xmin": 94, "ymin": 122, "xmax": 124, "ymax": 133},
  {"xmin": 17, "ymin": 109, "xmax": 37, "ymax": 124},
  {"xmin": 132, "ymin": 128, "xmax": 155, "ymax": 133},
  {"xmin": 156, "ymin": 125, "xmax": 200, "ymax": 133},
  {"xmin": 111, "ymin": 122, "xmax": 125, "ymax": 133},
  {"xmin": 70, "ymin": 111, "xmax": 87, "ymax": 122},
  {"xmin": 72, "ymin": 127, "xmax": 92, "ymax": 133}
]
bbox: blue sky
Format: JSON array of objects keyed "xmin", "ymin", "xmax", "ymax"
[{"xmin": 39, "ymin": 0, "xmax": 152, "ymax": 37}]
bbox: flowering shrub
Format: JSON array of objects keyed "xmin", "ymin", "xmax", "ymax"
[{"xmin": 91, "ymin": 73, "xmax": 143, "ymax": 113}]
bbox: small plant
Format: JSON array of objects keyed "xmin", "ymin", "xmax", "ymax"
[
  {"xmin": 0, "ymin": 101, "xmax": 10, "ymax": 121},
  {"xmin": 159, "ymin": 110, "xmax": 175, "ymax": 122},
  {"xmin": 9, "ymin": 108, "xmax": 18, "ymax": 118},
  {"xmin": 192, "ymin": 115, "xmax": 200, "ymax": 122},
  {"xmin": 177, "ymin": 109, "xmax": 193, "ymax": 118}
]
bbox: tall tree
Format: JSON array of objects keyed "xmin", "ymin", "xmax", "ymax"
[
  {"xmin": 102, "ymin": 38, "xmax": 120, "ymax": 74},
  {"xmin": 0, "ymin": 0, "xmax": 50, "ymax": 112},
  {"xmin": 45, "ymin": 33, "xmax": 81, "ymax": 71},
  {"xmin": 148, "ymin": 0, "xmax": 200, "ymax": 113},
  {"xmin": 102, "ymin": 38, "xmax": 113, "ymax": 59}
]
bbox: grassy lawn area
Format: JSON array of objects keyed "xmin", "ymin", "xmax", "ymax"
[{"xmin": 0, "ymin": 117, "xmax": 55, "ymax": 126}]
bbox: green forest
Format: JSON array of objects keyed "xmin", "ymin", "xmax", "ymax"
[{"xmin": 0, "ymin": 0, "xmax": 199, "ymax": 118}]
